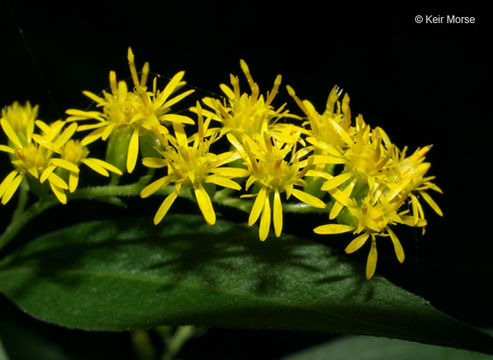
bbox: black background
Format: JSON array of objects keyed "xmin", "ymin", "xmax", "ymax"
[{"xmin": 0, "ymin": 1, "xmax": 491, "ymax": 359}]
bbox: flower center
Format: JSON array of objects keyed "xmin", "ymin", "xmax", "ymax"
[
  {"xmin": 13, "ymin": 143, "xmax": 49, "ymax": 175},
  {"xmin": 62, "ymin": 140, "xmax": 89, "ymax": 164}
]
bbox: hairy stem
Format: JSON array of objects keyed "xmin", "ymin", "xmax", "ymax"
[
  {"xmin": 213, "ymin": 188, "xmax": 330, "ymax": 214},
  {"xmin": 0, "ymin": 171, "xmax": 327, "ymax": 254},
  {"xmin": 0, "ymin": 174, "xmax": 153, "ymax": 253},
  {"xmin": 0, "ymin": 199, "xmax": 57, "ymax": 251},
  {"xmin": 11, "ymin": 180, "xmax": 29, "ymax": 222}
]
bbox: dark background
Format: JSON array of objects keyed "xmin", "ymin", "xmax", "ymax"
[{"xmin": 0, "ymin": 1, "xmax": 490, "ymax": 359}]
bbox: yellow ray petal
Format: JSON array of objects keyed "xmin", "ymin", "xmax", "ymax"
[
  {"xmin": 0, "ymin": 171, "xmax": 18, "ymax": 197},
  {"xmin": 49, "ymin": 182, "xmax": 67, "ymax": 204},
  {"xmin": 69, "ymin": 171, "xmax": 79, "ymax": 193},
  {"xmin": 420, "ymin": 191, "xmax": 443, "ymax": 217},
  {"xmin": 205, "ymin": 175, "xmax": 241, "ymax": 191},
  {"xmin": 0, "ymin": 144, "xmax": 15, "ymax": 153},
  {"xmin": 160, "ymin": 114, "xmax": 195, "ymax": 125},
  {"xmin": 34, "ymin": 120, "xmax": 52, "ymax": 135},
  {"xmin": 154, "ymin": 191, "xmax": 178, "ymax": 224},
  {"xmin": 140, "ymin": 177, "xmax": 167, "ymax": 198},
  {"xmin": 321, "ymin": 173, "xmax": 353, "ymax": 191},
  {"xmin": 345, "ymin": 233, "xmax": 370, "ymax": 254},
  {"xmin": 311, "ymin": 154, "xmax": 346, "ymax": 165},
  {"xmin": 76, "ymin": 123, "xmax": 108, "ymax": 131},
  {"xmin": 387, "ymin": 227, "xmax": 405, "ymax": 263},
  {"xmin": 127, "ymin": 47, "xmax": 140, "ymax": 87},
  {"xmin": 40, "ymin": 165, "xmax": 56, "ymax": 183},
  {"xmin": 50, "ymin": 158, "xmax": 80, "ymax": 173},
  {"xmin": 48, "ymin": 173, "xmax": 69, "ymax": 190},
  {"xmin": 305, "ymin": 169, "xmax": 332, "ymax": 180},
  {"xmin": 366, "ymin": 237, "xmax": 378, "ymax": 280},
  {"xmin": 273, "ymin": 189, "xmax": 283, "ymax": 237},
  {"xmin": 219, "ymin": 84, "xmax": 235, "ymax": 99},
  {"xmin": 158, "ymin": 71, "xmax": 186, "ymax": 104},
  {"xmin": 410, "ymin": 193, "xmax": 419, "ymax": 225},
  {"xmin": 225, "ymin": 133, "xmax": 244, "ymax": 153},
  {"xmin": 245, "ymin": 176, "xmax": 257, "ymax": 191},
  {"xmin": 314, "ymin": 223, "xmax": 354, "ymax": 235},
  {"xmin": 80, "ymin": 92, "xmax": 106, "ymax": 107},
  {"xmin": 142, "ymin": 157, "xmax": 167, "ymax": 168},
  {"xmin": 171, "ymin": 121, "xmax": 187, "ymax": 147},
  {"xmin": 291, "ymin": 188, "xmax": 326, "ymax": 208},
  {"xmin": 194, "ymin": 184, "xmax": 216, "ymax": 225},
  {"xmin": 400, "ymin": 215, "xmax": 427, "ymax": 228},
  {"xmin": 1, "ymin": 173, "xmax": 23, "ymax": 205},
  {"xmin": 89, "ymin": 158, "xmax": 123, "ymax": 175},
  {"xmin": 101, "ymin": 123, "xmax": 116, "ymax": 141},
  {"xmin": 53, "ymin": 122, "xmax": 78, "ymax": 150},
  {"xmin": 81, "ymin": 127, "xmax": 106, "ymax": 146},
  {"xmin": 331, "ymin": 119, "xmax": 352, "ymax": 145},
  {"xmin": 305, "ymin": 137, "xmax": 341, "ymax": 157},
  {"xmin": 162, "ymin": 89, "xmax": 195, "ymax": 109},
  {"xmin": 248, "ymin": 187, "xmax": 266, "ymax": 226},
  {"xmin": 82, "ymin": 158, "xmax": 109, "ymax": 177},
  {"xmin": 1, "ymin": 118, "xmax": 22, "ymax": 147},
  {"xmin": 126, "ymin": 128, "xmax": 140, "ymax": 173},
  {"xmin": 259, "ymin": 195, "xmax": 271, "ymax": 241},
  {"xmin": 329, "ymin": 180, "xmax": 355, "ymax": 220}
]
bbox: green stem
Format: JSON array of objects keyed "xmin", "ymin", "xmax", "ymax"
[
  {"xmin": 0, "ymin": 174, "xmax": 153, "ymax": 253},
  {"xmin": 0, "ymin": 199, "xmax": 57, "ymax": 251},
  {"xmin": 69, "ymin": 171, "xmax": 154, "ymax": 200},
  {"xmin": 11, "ymin": 179, "xmax": 29, "ymax": 222},
  {"xmin": 161, "ymin": 326, "xmax": 196, "ymax": 360},
  {"xmin": 213, "ymin": 189, "xmax": 251, "ymax": 212},
  {"xmin": 0, "ymin": 172, "xmax": 326, "ymax": 254},
  {"xmin": 282, "ymin": 202, "xmax": 330, "ymax": 214},
  {"xmin": 213, "ymin": 189, "xmax": 330, "ymax": 214}
]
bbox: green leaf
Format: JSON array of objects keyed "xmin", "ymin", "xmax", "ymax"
[
  {"xmin": 283, "ymin": 335, "xmax": 493, "ymax": 360},
  {"xmin": 0, "ymin": 215, "xmax": 492, "ymax": 354},
  {"xmin": 0, "ymin": 338, "xmax": 9, "ymax": 360},
  {"xmin": 0, "ymin": 325, "xmax": 74, "ymax": 360}
]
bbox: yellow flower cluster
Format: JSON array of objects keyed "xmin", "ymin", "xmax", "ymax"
[
  {"xmin": 140, "ymin": 103, "xmax": 249, "ymax": 226},
  {"xmin": 0, "ymin": 49, "xmax": 442, "ymax": 279},
  {"xmin": 0, "ymin": 102, "xmax": 121, "ymax": 204},
  {"xmin": 288, "ymin": 88, "xmax": 444, "ymax": 278},
  {"xmin": 66, "ymin": 48, "xmax": 195, "ymax": 173},
  {"xmin": 190, "ymin": 62, "xmax": 442, "ymax": 278}
]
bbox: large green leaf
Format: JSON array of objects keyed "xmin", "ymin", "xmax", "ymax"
[
  {"xmin": 283, "ymin": 335, "xmax": 493, "ymax": 360},
  {"xmin": 0, "ymin": 215, "xmax": 492, "ymax": 354}
]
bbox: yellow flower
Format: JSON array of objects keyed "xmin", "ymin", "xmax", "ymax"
[
  {"xmin": 140, "ymin": 104, "xmax": 249, "ymax": 225},
  {"xmin": 196, "ymin": 60, "xmax": 300, "ymax": 142},
  {"xmin": 385, "ymin": 144, "xmax": 443, "ymax": 225},
  {"xmin": 314, "ymin": 187, "xmax": 424, "ymax": 279},
  {"xmin": 228, "ymin": 132, "xmax": 326, "ymax": 241},
  {"xmin": 0, "ymin": 115, "xmax": 73, "ymax": 204},
  {"xmin": 1, "ymin": 101, "xmax": 37, "ymax": 146},
  {"xmin": 287, "ymin": 84, "xmax": 352, "ymax": 151},
  {"xmin": 41, "ymin": 136, "xmax": 122, "ymax": 193},
  {"xmin": 66, "ymin": 47, "xmax": 195, "ymax": 173},
  {"xmin": 306, "ymin": 115, "xmax": 392, "ymax": 220},
  {"xmin": 31, "ymin": 119, "xmax": 123, "ymax": 192},
  {"xmin": 341, "ymin": 116, "xmax": 391, "ymax": 181}
]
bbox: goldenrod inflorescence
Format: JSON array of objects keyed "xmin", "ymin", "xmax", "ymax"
[{"xmin": 0, "ymin": 48, "xmax": 442, "ymax": 279}]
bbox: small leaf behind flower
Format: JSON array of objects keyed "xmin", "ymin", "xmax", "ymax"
[
  {"xmin": 0, "ymin": 215, "xmax": 492, "ymax": 354},
  {"xmin": 283, "ymin": 336, "xmax": 493, "ymax": 360}
]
